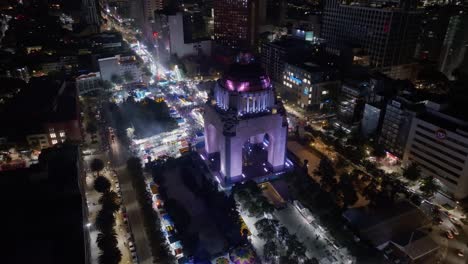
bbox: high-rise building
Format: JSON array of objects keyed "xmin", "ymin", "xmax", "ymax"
[
  {"xmin": 213, "ymin": 0, "xmax": 260, "ymax": 50},
  {"xmin": 322, "ymin": 0, "xmax": 422, "ymax": 78},
  {"xmin": 281, "ymin": 62, "xmax": 340, "ymax": 109},
  {"xmin": 379, "ymin": 97, "xmax": 425, "ymax": 158},
  {"xmin": 403, "ymin": 105, "xmax": 468, "ymax": 199},
  {"xmin": 82, "ymin": 0, "xmax": 101, "ymax": 32},
  {"xmin": 260, "ymin": 37, "xmax": 321, "ymax": 84},
  {"xmin": 414, "ymin": 6, "xmax": 454, "ymax": 62},
  {"xmin": 439, "ymin": 10, "xmax": 468, "ymax": 79},
  {"xmin": 144, "ymin": 0, "xmax": 166, "ymax": 21}
]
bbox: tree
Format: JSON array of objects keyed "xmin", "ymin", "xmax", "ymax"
[
  {"xmin": 142, "ymin": 66, "xmax": 152, "ymax": 77},
  {"xmin": 403, "ymin": 163, "xmax": 421, "ymax": 181},
  {"xmin": 286, "ymin": 234, "xmax": 306, "ymax": 260},
  {"xmin": 246, "ymin": 201, "xmax": 262, "ymax": 217},
  {"xmin": 315, "ymin": 157, "xmax": 337, "ymax": 191},
  {"xmin": 86, "ymin": 121, "xmax": 98, "ymax": 135},
  {"xmin": 102, "ymin": 80, "xmax": 113, "ymax": 90},
  {"xmin": 94, "ymin": 175, "xmax": 111, "ymax": 193},
  {"xmin": 420, "ymin": 176, "xmax": 440, "ymax": 197},
  {"xmin": 123, "ymin": 71, "xmax": 134, "ymax": 82},
  {"xmin": 338, "ymin": 172, "xmax": 358, "ymax": 208},
  {"xmin": 259, "ymin": 198, "xmax": 275, "ymax": 215},
  {"xmin": 95, "ymin": 209, "xmax": 115, "ymax": 232},
  {"xmin": 91, "ymin": 158, "xmax": 105, "ymax": 177},
  {"xmin": 110, "ymin": 74, "xmax": 123, "ymax": 84},
  {"xmin": 263, "ymin": 241, "xmax": 278, "ymax": 261},
  {"xmin": 278, "ymin": 226, "xmax": 289, "ymax": 242},
  {"xmin": 96, "ymin": 231, "xmax": 118, "ymax": 251},
  {"xmin": 373, "ymin": 145, "xmax": 386, "ymax": 159},
  {"xmin": 254, "ymin": 218, "xmax": 279, "ymax": 241},
  {"xmin": 99, "ymin": 191, "xmax": 120, "ymax": 212},
  {"xmin": 98, "ymin": 245, "xmax": 122, "ymax": 264}
]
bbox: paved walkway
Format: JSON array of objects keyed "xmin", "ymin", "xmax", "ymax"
[{"xmin": 83, "ymin": 158, "xmax": 133, "ymax": 264}]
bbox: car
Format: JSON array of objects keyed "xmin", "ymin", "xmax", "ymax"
[
  {"xmin": 445, "ymin": 230, "xmax": 454, "ymax": 239},
  {"xmin": 456, "ymin": 249, "xmax": 464, "ymax": 257},
  {"xmin": 433, "ymin": 217, "xmax": 443, "ymax": 225},
  {"xmin": 451, "ymin": 228, "xmax": 459, "ymax": 235}
]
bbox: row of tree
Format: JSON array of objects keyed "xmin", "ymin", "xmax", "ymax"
[
  {"xmin": 93, "ymin": 175, "xmax": 122, "ymax": 264},
  {"xmin": 254, "ymin": 218, "xmax": 319, "ymax": 264},
  {"xmin": 234, "ymin": 180, "xmax": 275, "ymax": 218},
  {"xmin": 153, "ymin": 157, "xmax": 243, "ymax": 259},
  {"xmin": 126, "ymin": 157, "xmax": 174, "ymax": 263}
]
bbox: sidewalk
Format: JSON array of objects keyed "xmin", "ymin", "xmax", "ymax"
[{"xmin": 83, "ymin": 165, "xmax": 133, "ymax": 264}]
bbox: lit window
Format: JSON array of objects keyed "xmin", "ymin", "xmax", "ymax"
[
  {"xmin": 52, "ymin": 139, "xmax": 58, "ymax": 145},
  {"xmin": 60, "ymin": 131, "xmax": 65, "ymax": 138},
  {"xmin": 50, "ymin": 133, "xmax": 56, "ymax": 138}
]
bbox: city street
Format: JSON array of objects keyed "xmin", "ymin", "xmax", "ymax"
[
  {"xmin": 275, "ymin": 204, "xmax": 354, "ymax": 264},
  {"xmin": 83, "ymin": 153, "xmax": 133, "ymax": 264},
  {"xmin": 108, "ymin": 127, "xmax": 153, "ymax": 264}
]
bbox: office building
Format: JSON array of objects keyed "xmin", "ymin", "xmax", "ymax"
[
  {"xmin": 379, "ymin": 97, "xmax": 426, "ymax": 158},
  {"xmin": 361, "ymin": 103, "xmax": 382, "ymax": 137},
  {"xmin": 414, "ymin": 6, "xmax": 453, "ymax": 62},
  {"xmin": 261, "ymin": 37, "xmax": 321, "ymax": 84},
  {"xmin": 168, "ymin": 13, "xmax": 212, "ymax": 58},
  {"xmin": 403, "ymin": 106, "xmax": 468, "ymax": 199},
  {"xmin": 322, "ymin": 0, "xmax": 422, "ymax": 79},
  {"xmin": 439, "ymin": 10, "xmax": 468, "ymax": 80},
  {"xmin": 144, "ymin": 0, "xmax": 166, "ymax": 21},
  {"xmin": 98, "ymin": 55, "xmax": 141, "ymax": 83},
  {"xmin": 76, "ymin": 72, "xmax": 102, "ymax": 95},
  {"xmin": 2, "ymin": 144, "xmax": 90, "ymax": 264},
  {"xmin": 204, "ymin": 54, "xmax": 288, "ymax": 184},
  {"xmin": 82, "ymin": 0, "xmax": 101, "ymax": 32},
  {"xmin": 213, "ymin": 0, "xmax": 259, "ymax": 49},
  {"xmin": 281, "ymin": 62, "xmax": 340, "ymax": 109},
  {"xmin": 0, "ymin": 77, "xmax": 82, "ymax": 150},
  {"xmin": 337, "ymin": 80, "xmax": 375, "ymax": 127}
]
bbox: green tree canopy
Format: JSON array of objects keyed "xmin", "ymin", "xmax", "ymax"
[
  {"xmin": 123, "ymin": 71, "xmax": 134, "ymax": 82},
  {"xmin": 403, "ymin": 163, "xmax": 421, "ymax": 181},
  {"xmin": 94, "ymin": 175, "xmax": 111, "ymax": 193},
  {"xmin": 91, "ymin": 158, "xmax": 105, "ymax": 176},
  {"xmin": 110, "ymin": 74, "xmax": 123, "ymax": 84},
  {"xmin": 420, "ymin": 176, "xmax": 440, "ymax": 197}
]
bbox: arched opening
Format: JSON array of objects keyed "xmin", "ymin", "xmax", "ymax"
[
  {"xmin": 241, "ymin": 132, "xmax": 273, "ymax": 179},
  {"xmin": 205, "ymin": 123, "xmax": 219, "ymax": 154}
]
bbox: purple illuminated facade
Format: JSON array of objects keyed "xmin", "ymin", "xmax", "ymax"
[{"xmin": 203, "ymin": 59, "xmax": 288, "ymax": 184}]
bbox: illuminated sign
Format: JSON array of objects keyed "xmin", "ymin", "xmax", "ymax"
[{"xmin": 435, "ymin": 129, "xmax": 447, "ymax": 140}]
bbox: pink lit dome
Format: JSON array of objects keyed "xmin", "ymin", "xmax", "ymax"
[{"xmin": 221, "ymin": 62, "xmax": 271, "ymax": 93}]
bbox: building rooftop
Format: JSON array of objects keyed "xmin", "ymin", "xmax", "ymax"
[
  {"xmin": 1, "ymin": 144, "xmax": 86, "ymax": 264},
  {"xmin": 267, "ymin": 37, "xmax": 318, "ymax": 50},
  {"xmin": 0, "ymin": 77, "xmax": 79, "ymax": 139},
  {"xmin": 418, "ymin": 110, "xmax": 468, "ymax": 135},
  {"xmin": 343, "ymin": 201, "xmax": 429, "ymax": 247}
]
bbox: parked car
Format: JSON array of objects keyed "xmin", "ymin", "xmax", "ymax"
[
  {"xmin": 445, "ymin": 230, "xmax": 454, "ymax": 239},
  {"xmin": 456, "ymin": 249, "xmax": 464, "ymax": 257}
]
